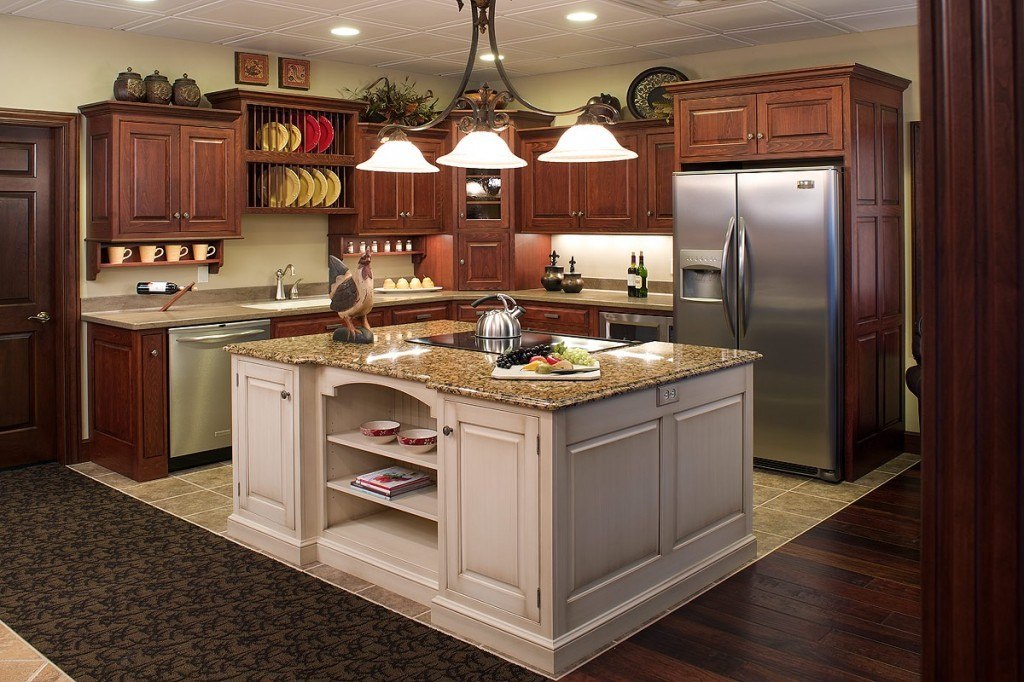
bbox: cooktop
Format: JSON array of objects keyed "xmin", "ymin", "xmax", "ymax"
[{"xmin": 406, "ymin": 331, "xmax": 636, "ymax": 355}]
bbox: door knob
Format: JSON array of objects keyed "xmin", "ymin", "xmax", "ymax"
[
  {"xmin": 443, "ymin": 426, "xmax": 453, "ymax": 436},
  {"xmin": 28, "ymin": 311, "xmax": 51, "ymax": 323}
]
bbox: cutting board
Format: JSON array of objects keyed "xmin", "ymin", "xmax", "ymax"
[{"xmin": 490, "ymin": 362, "xmax": 601, "ymax": 381}]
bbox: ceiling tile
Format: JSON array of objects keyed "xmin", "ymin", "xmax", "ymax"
[
  {"xmin": 362, "ymin": 31, "xmax": 466, "ymax": 55},
  {"xmin": 571, "ymin": 45, "xmax": 672, "ymax": 67},
  {"xmin": 333, "ymin": 0, "xmax": 463, "ymax": 31},
  {"xmin": 510, "ymin": 56, "xmax": 592, "ymax": 75},
  {"xmin": 832, "ymin": 7, "xmax": 917, "ymax": 32},
  {"xmin": 14, "ymin": 0, "xmax": 158, "ymax": 28},
  {"xmin": 79, "ymin": 0, "xmax": 211, "ymax": 13},
  {"xmin": 225, "ymin": 31, "xmax": 339, "ymax": 55},
  {"xmin": 507, "ymin": 32, "xmax": 626, "ymax": 56},
  {"xmin": 312, "ymin": 43, "xmax": 418, "ymax": 66},
  {"xmin": 580, "ymin": 17, "xmax": 709, "ymax": 44},
  {"xmin": 428, "ymin": 16, "xmax": 559, "ymax": 42},
  {"xmin": 676, "ymin": 1, "xmax": 811, "ymax": 32},
  {"xmin": 128, "ymin": 16, "xmax": 254, "ymax": 42},
  {"xmin": 0, "ymin": 0, "xmax": 37, "ymax": 10},
  {"xmin": 269, "ymin": 0, "xmax": 379, "ymax": 12},
  {"xmin": 280, "ymin": 16, "xmax": 403, "ymax": 43},
  {"xmin": 643, "ymin": 33, "xmax": 753, "ymax": 56},
  {"xmin": 779, "ymin": 0, "xmax": 915, "ymax": 20},
  {"xmin": 728, "ymin": 20, "xmax": 846, "ymax": 44},
  {"xmin": 376, "ymin": 55, "xmax": 466, "ymax": 76},
  {"xmin": 507, "ymin": 0, "xmax": 654, "ymax": 29},
  {"xmin": 182, "ymin": 0, "xmax": 322, "ymax": 31}
]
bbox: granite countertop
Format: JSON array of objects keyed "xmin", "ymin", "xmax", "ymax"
[
  {"xmin": 226, "ymin": 320, "xmax": 759, "ymax": 411},
  {"xmin": 81, "ymin": 289, "xmax": 673, "ymax": 331}
]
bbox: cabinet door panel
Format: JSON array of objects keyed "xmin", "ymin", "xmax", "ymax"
[
  {"xmin": 520, "ymin": 137, "xmax": 577, "ymax": 231},
  {"xmin": 757, "ymin": 86, "xmax": 843, "ymax": 155},
  {"xmin": 644, "ymin": 131, "xmax": 675, "ymax": 232},
  {"xmin": 578, "ymin": 132, "xmax": 639, "ymax": 230},
  {"xmin": 676, "ymin": 95, "xmax": 757, "ymax": 160},
  {"xmin": 118, "ymin": 122, "xmax": 179, "ymax": 234},
  {"xmin": 235, "ymin": 361, "xmax": 296, "ymax": 529},
  {"xmin": 405, "ymin": 139, "xmax": 448, "ymax": 232},
  {"xmin": 443, "ymin": 401, "xmax": 540, "ymax": 622},
  {"xmin": 359, "ymin": 137, "xmax": 404, "ymax": 232},
  {"xmin": 457, "ymin": 231, "xmax": 510, "ymax": 291},
  {"xmin": 180, "ymin": 126, "xmax": 236, "ymax": 234}
]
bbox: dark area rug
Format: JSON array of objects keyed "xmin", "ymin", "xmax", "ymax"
[{"xmin": 0, "ymin": 464, "xmax": 543, "ymax": 681}]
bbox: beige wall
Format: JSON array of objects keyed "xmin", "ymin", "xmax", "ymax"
[
  {"xmin": 540, "ymin": 26, "xmax": 920, "ymax": 431},
  {"xmin": 0, "ymin": 14, "xmax": 448, "ymax": 298}
]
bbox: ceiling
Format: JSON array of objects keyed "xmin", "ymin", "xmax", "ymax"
[{"xmin": 1, "ymin": 0, "xmax": 918, "ymax": 78}]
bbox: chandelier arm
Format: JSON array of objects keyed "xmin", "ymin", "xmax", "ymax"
[
  {"xmin": 379, "ymin": 2, "xmax": 484, "ymax": 140},
  {"xmin": 485, "ymin": 0, "xmax": 587, "ymax": 118}
]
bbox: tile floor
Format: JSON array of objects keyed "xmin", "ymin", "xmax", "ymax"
[{"xmin": 1, "ymin": 452, "xmax": 921, "ymax": 681}]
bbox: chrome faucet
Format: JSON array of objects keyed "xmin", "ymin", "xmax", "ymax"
[
  {"xmin": 289, "ymin": 279, "xmax": 303, "ymax": 299},
  {"xmin": 275, "ymin": 264, "xmax": 295, "ymax": 300}
]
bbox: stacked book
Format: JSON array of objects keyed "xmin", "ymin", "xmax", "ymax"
[{"xmin": 351, "ymin": 466, "xmax": 434, "ymax": 499}]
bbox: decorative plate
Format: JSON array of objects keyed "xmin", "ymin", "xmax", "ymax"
[
  {"xmin": 303, "ymin": 114, "xmax": 320, "ymax": 153},
  {"xmin": 323, "ymin": 169, "xmax": 342, "ymax": 207},
  {"xmin": 294, "ymin": 167, "xmax": 314, "ymax": 207},
  {"xmin": 309, "ymin": 168, "xmax": 329, "ymax": 206},
  {"xmin": 626, "ymin": 66, "xmax": 688, "ymax": 120},
  {"xmin": 316, "ymin": 115, "xmax": 335, "ymax": 153}
]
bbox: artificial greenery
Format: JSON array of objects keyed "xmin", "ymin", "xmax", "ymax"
[{"xmin": 346, "ymin": 77, "xmax": 439, "ymax": 126}]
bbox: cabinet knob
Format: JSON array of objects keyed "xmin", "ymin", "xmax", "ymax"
[
  {"xmin": 747, "ymin": 133, "xmax": 754, "ymax": 140},
  {"xmin": 150, "ymin": 349, "xmax": 158, "ymax": 357},
  {"xmin": 280, "ymin": 390, "xmax": 291, "ymax": 400},
  {"xmin": 647, "ymin": 210, "xmax": 654, "ymax": 217},
  {"xmin": 182, "ymin": 212, "xmax": 190, "ymax": 220},
  {"xmin": 459, "ymin": 212, "xmax": 465, "ymax": 219},
  {"xmin": 173, "ymin": 212, "xmax": 181, "ymax": 219},
  {"xmin": 459, "ymin": 259, "xmax": 465, "ymax": 265},
  {"xmin": 443, "ymin": 426, "xmax": 453, "ymax": 436},
  {"xmin": 756, "ymin": 132, "xmax": 764, "ymax": 140},
  {"xmin": 27, "ymin": 311, "xmax": 51, "ymax": 323}
]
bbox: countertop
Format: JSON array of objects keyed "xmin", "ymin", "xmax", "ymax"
[
  {"xmin": 226, "ymin": 320, "xmax": 758, "ymax": 411},
  {"xmin": 81, "ymin": 289, "xmax": 673, "ymax": 331}
]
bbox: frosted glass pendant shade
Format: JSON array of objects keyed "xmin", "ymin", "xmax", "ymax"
[
  {"xmin": 437, "ymin": 130, "xmax": 526, "ymax": 168},
  {"xmin": 356, "ymin": 139, "xmax": 439, "ymax": 173},
  {"xmin": 538, "ymin": 123, "xmax": 639, "ymax": 163}
]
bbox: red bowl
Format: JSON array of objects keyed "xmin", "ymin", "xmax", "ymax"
[
  {"xmin": 397, "ymin": 429, "xmax": 437, "ymax": 453},
  {"xmin": 360, "ymin": 420, "xmax": 400, "ymax": 443}
]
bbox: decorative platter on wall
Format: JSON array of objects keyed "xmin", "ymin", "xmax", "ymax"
[{"xmin": 626, "ymin": 66, "xmax": 688, "ymax": 120}]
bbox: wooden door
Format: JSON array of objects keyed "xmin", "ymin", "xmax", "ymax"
[
  {"xmin": 0, "ymin": 124, "xmax": 57, "ymax": 467},
  {"xmin": 180, "ymin": 125, "xmax": 236, "ymax": 234},
  {"xmin": 405, "ymin": 138, "xmax": 447, "ymax": 233},
  {"xmin": 457, "ymin": 231, "xmax": 510, "ymax": 290},
  {"xmin": 757, "ymin": 86, "xmax": 843, "ymax": 155},
  {"xmin": 443, "ymin": 400, "xmax": 541, "ymax": 623},
  {"xmin": 643, "ymin": 130, "xmax": 676, "ymax": 232},
  {"xmin": 358, "ymin": 137, "xmax": 403, "ymax": 232},
  {"xmin": 520, "ymin": 136, "xmax": 578, "ymax": 231},
  {"xmin": 118, "ymin": 121, "xmax": 180, "ymax": 235},
  {"xmin": 577, "ymin": 132, "xmax": 639, "ymax": 231},
  {"xmin": 234, "ymin": 360, "xmax": 296, "ymax": 529},
  {"xmin": 675, "ymin": 94, "xmax": 757, "ymax": 160}
]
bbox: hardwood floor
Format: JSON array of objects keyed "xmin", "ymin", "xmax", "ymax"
[{"xmin": 571, "ymin": 466, "xmax": 921, "ymax": 681}]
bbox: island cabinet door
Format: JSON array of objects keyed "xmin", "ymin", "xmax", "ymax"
[
  {"xmin": 442, "ymin": 401, "xmax": 541, "ymax": 623},
  {"xmin": 234, "ymin": 360, "xmax": 297, "ymax": 530}
]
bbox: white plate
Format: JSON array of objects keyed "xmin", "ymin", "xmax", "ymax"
[
  {"xmin": 491, "ymin": 361, "xmax": 601, "ymax": 381},
  {"xmin": 374, "ymin": 286, "xmax": 443, "ymax": 293}
]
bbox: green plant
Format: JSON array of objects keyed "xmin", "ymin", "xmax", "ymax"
[{"xmin": 345, "ymin": 77, "xmax": 439, "ymax": 126}]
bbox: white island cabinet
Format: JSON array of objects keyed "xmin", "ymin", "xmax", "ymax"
[{"xmin": 226, "ymin": 321, "xmax": 759, "ymax": 677}]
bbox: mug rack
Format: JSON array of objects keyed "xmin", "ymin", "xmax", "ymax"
[{"xmin": 85, "ymin": 239, "xmax": 225, "ymax": 280}]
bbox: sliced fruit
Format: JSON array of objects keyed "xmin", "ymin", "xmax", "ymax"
[
  {"xmin": 553, "ymin": 360, "xmax": 573, "ymax": 371},
  {"xmin": 544, "ymin": 356, "xmax": 560, "ymax": 365},
  {"xmin": 535, "ymin": 364, "xmax": 553, "ymax": 374},
  {"xmin": 522, "ymin": 361, "xmax": 544, "ymax": 371},
  {"xmin": 529, "ymin": 356, "xmax": 547, "ymax": 364}
]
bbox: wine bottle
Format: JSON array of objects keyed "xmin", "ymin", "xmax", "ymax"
[
  {"xmin": 637, "ymin": 252, "xmax": 648, "ymax": 298},
  {"xmin": 136, "ymin": 281, "xmax": 182, "ymax": 295},
  {"xmin": 627, "ymin": 252, "xmax": 637, "ymax": 297}
]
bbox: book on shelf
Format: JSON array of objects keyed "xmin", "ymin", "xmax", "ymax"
[{"xmin": 353, "ymin": 466, "xmax": 434, "ymax": 498}]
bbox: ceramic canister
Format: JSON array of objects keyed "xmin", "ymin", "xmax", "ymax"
[
  {"xmin": 113, "ymin": 67, "xmax": 145, "ymax": 102},
  {"xmin": 172, "ymin": 73, "xmax": 201, "ymax": 107},
  {"xmin": 144, "ymin": 70, "xmax": 172, "ymax": 105}
]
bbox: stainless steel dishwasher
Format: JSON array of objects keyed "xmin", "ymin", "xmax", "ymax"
[{"xmin": 168, "ymin": 319, "xmax": 271, "ymax": 465}]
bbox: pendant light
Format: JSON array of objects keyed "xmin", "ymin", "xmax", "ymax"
[{"xmin": 357, "ymin": 0, "xmax": 638, "ymax": 173}]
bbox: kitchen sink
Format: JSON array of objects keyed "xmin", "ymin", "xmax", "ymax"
[{"xmin": 241, "ymin": 297, "xmax": 331, "ymax": 311}]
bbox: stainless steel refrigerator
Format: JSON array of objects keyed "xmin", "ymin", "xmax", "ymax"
[{"xmin": 673, "ymin": 168, "xmax": 842, "ymax": 481}]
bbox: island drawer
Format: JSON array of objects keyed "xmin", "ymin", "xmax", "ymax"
[
  {"xmin": 454, "ymin": 303, "xmax": 502, "ymax": 322},
  {"xmin": 391, "ymin": 303, "xmax": 451, "ymax": 325},
  {"xmin": 520, "ymin": 304, "xmax": 592, "ymax": 335},
  {"xmin": 271, "ymin": 310, "xmax": 390, "ymax": 338}
]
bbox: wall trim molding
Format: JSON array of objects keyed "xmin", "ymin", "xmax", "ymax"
[{"xmin": 902, "ymin": 431, "xmax": 920, "ymax": 455}]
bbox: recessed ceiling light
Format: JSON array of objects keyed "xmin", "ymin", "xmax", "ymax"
[
  {"xmin": 566, "ymin": 11, "xmax": 597, "ymax": 22},
  {"xmin": 330, "ymin": 26, "xmax": 360, "ymax": 37},
  {"xmin": 480, "ymin": 53, "xmax": 504, "ymax": 62}
]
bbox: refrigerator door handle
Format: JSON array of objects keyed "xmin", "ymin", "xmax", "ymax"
[
  {"xmin": 721, "ymin": 216, "xmax": 737, "ymax": 338},
  {"xmin": 738, "ymin": 216, "xmax": 750, "ymax": 338}
]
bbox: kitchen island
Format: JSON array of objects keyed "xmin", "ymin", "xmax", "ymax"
[{"xmin": 226, "ymin": 320, "xmax": 759, "ymax": 676}]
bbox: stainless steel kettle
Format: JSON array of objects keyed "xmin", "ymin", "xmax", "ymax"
[{"xmin": 472, "ymin": 294, "xmax": 525, "ymax": 338}]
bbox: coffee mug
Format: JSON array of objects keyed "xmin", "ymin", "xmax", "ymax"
[
  {"xmin": 106, "ymin": 246, "xmax": 132, "ymax": 264},
  {"xmin": 165, "ymin": 245, "xmax": 188, "ymax": 262},
  {"xmin": 192, "ymin": 244, "xmax": 216, "ymax": 261},
  {"xmin": 139, "ymin": 245, "xmax": 164, "ymax": 263}
]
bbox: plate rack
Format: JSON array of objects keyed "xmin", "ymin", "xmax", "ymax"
[{"xmin": 205, "ymin": 89, "xmax": 365, "ymax": 215}]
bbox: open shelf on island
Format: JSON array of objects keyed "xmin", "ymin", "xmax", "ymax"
[
  {"xmin": 327, "ymin": 430, "xmax": 437, "ymax": 470},
  {"xmin": 327, "ymin": 476, "xmax": 437, "ymax": 521},
  {"xmin": 323, "ymin": 509, "xmax": 438, "ymax": 582}
]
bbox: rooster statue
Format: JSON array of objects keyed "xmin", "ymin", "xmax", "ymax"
[{"xmin": 328, "ymin": 251, "xmax": 375, "ymax": 343}]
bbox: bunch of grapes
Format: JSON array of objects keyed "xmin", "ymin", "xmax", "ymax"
[{"xmin": 495, "ymin": 343, "xmax": 552, "ymax": 369}]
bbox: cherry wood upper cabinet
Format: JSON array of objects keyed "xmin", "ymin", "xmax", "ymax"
[
  {"xmin": 643, "ymin": 130, "xmax": 676, "ymax": 232},
  {"xmin": 578, "ymin": 131, "xmax": 640, "ymax": 231},
  {"xmin": 757, "ymin": 86, "xmax": 843, "ymax": 155},
  {"xmin": 80, "ymin": 101, "xmax": 241, "ymax": 242},
  {"xmin": 675, "ymin": 94, "xmax": 757, "ymax": 159},
  {"xmin": 520, "ymin": 134, "xmax": 578, "ymax": 231},
  {"xmin": 405, "ymin": 137, "xmax": 448, "ymax": 232},
  {"xmin": 457, "ymin": 231, "xmax": 511, "ymax": 290}
]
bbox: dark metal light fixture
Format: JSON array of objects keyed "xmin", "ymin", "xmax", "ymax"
[{"xmin": 356, "ymin": 0, "xmax": 636, "ymax": 173}]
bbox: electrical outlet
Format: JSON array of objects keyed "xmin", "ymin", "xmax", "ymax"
[
  {"xmin": 197, "ymin": 265, "xmax": 209, "ymax": 283},
  {"xmin": 657, "ymin": 384, "xmax": 679, "ymax": 406}
]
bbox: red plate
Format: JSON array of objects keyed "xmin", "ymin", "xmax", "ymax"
[
  {"xmin": 317, "ymin": 115, "xmax": 334, "ymax": 153},
  {"xmin": 303, "ymin": 114, "xmax": 320, "ymax": 153}
]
